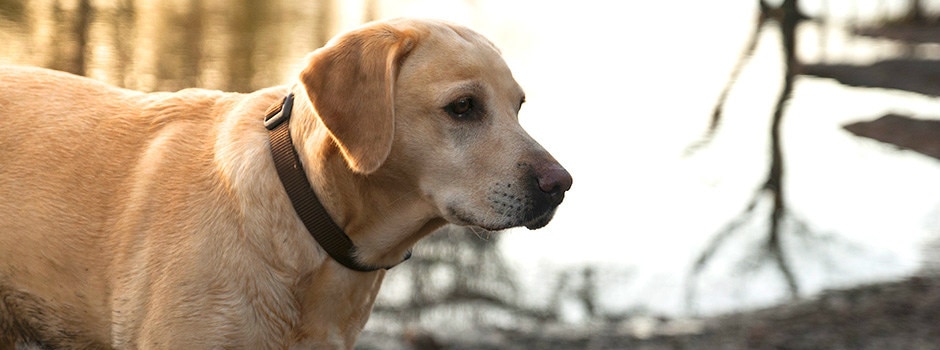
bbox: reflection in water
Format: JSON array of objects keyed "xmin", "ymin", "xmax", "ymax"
[{"xmin": 0, "ymin": 0, "xmax": 338, "ymax": 92}]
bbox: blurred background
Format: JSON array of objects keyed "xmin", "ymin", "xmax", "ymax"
[{"xmin": 2, "ymin": 0, "xmax": 940, "ymax": 348}]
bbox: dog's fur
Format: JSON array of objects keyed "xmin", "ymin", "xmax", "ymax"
[{"xmin": 0, "ymin": 18, "xmax": 571, "ymax": 349}]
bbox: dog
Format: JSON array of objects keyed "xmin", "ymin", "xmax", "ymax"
[{"xmin": 0, "ymin": 18, "xmax": 571, "ymax": 349}]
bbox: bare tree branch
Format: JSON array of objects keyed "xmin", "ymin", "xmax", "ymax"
[
  {"xmin": 687, "ymin": 0, "xmax": 808, "ymax": 311},
  {"xmin": 761, "ymin": 0, "xmax": 802, "ymax": 296},
  {"xmin": 684, "ymin": 3, "xmax": 770, "ymax": 156}
]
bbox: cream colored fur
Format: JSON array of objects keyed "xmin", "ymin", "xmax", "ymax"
[{"xmin": 0, "ymin": 18, "xmax": 570, "ymax": 349}]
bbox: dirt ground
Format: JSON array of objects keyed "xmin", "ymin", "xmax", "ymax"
[{"xmin": 358, "ymin": 275, "xmax": 940, "ymax": 350}]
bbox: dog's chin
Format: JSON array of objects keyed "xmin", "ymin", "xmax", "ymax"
[
  {"xmin": 446, "ymin": 205, "xmax": 558, "ymax": 231},
  {"xmin": 523, "ymin": 208, "xmax": 557, "ymax": 230}
]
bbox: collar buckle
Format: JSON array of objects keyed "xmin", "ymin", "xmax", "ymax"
[{"xmin": 264, "ymin": 94, "xmax": 295, "ymax": 130}]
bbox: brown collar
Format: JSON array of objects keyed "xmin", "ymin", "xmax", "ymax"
[{"xmin": 264, "ymin": 93, "xmax": 408, "ymax": 272}]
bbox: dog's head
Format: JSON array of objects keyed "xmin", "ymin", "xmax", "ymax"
[{"xmin": 299, "ymin": 18, "xmax": 571, "ymax": 232}]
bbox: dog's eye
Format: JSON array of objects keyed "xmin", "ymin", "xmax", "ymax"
[{"xmin": 445, "ymin": 97, "xmax": 474, "ymax": 119}]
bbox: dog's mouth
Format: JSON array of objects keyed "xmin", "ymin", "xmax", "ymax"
[{"xmin": 445, "ymin": 189, "xmax": 563, "ymax": 231}]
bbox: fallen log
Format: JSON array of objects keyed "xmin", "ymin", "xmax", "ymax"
[
  {"xmin": 843, "ymin": 114, "xmax": 940, "ymax": 160},
  {"xmin": 802, "ymin": 59, "xmax": 940, "ymax": 97}
]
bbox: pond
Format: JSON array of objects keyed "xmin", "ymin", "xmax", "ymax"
[{"xmin": 3, "ymin": 0, "xmax": 940, "ymax": 341}]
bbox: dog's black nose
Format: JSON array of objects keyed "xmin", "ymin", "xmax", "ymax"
[{"xmin": 536, "ymin": 163, "xmax": 572, "ymax": 198}]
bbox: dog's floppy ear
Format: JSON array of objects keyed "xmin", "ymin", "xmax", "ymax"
[{"xmin": 300, "ymin": 24, "xmax": 418, "ymax": 174}]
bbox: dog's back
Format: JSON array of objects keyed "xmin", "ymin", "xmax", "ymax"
[
  {"xmin": 0, "ymin": 67, "xmax": 241, "ymax": 348},
  {"xmin": 0, "ymin": 67, "xmax": 135, "ymax": 347}
]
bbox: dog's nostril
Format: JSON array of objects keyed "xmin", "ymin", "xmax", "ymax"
[{"xmin": 537, "ymin": 164, "xmax": 572, "ymax": 195}]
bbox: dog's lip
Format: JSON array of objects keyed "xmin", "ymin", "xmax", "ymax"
[
  {"xmin": 523, "ymin": 207, "xmax": 556, "ymax": 230},
  {"xmin": 446, "ymin": 199, "xmax": 561, "ymax": 231}
]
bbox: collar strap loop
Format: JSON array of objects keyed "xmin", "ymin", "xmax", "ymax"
[{"xmin": 264, "ymin": 93, "xmax": 409, "ymax": 272}]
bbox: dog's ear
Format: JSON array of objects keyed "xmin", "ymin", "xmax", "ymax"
[{"xmin": 300, "ymin": 24, "xmax": 418, "ymax": 174}]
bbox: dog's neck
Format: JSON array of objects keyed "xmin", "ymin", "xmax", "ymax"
[
  {"xmin": 265, "ymin": 93, "xmax": 408, "ymax": 272},
  {"xmin": 286, "ymin": 87, "xmax": 448, "ymax": 269}
]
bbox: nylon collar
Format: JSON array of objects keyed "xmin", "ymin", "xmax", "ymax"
[{"xmin": 264, "ymin": 93, "xmax": 409, "ymax": 272}]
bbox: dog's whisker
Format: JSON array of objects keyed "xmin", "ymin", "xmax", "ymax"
[{"xmin": 469, "ymin": 226, "xmax": 491, "ymax": 241}]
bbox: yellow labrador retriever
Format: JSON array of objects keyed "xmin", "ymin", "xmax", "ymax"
[{"xmin": 0, "ymin": 18, "xmax": 571, "ymax": 349}]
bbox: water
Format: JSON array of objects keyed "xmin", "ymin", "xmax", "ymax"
[{"xmin": 2, "ymin": 0, "xmax": 940, "ymax": 328}]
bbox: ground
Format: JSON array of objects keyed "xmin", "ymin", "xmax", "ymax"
[{"xmin": 358, "ymin": 275, "xmax": 940, "ymax": 349}]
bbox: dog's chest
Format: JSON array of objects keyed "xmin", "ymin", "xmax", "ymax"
[{"xmin": 286, "ymin": 265, "xmax": 385, "ymax": 347}]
